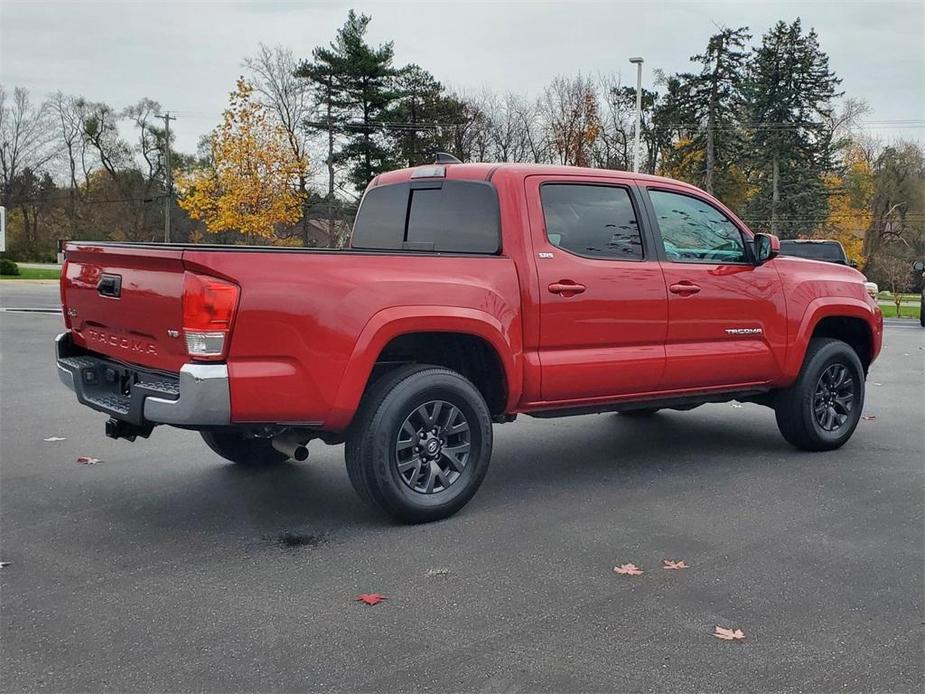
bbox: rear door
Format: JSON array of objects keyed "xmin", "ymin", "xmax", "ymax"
[
  {"xmin": 526, "ymin": 176, "xmax": 668, "ymax": 402},
  {"xmin": 62, "ymin": 244, "xmax": 189, "ymax": 373},
  {"xmin": 641, "ymin": 185, "xmax": 787, "ymax": 390}
]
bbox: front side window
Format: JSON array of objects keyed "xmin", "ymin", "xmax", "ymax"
[
  {"xmin": 540, "ymin": 184, "xmax": 644, "ymax": 260},
  {"xmin": 649, "ymin": 190, "xmax": 747, "ymax": 263}
]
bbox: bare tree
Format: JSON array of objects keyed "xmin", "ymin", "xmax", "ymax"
[
  {"xmin": 245, "ymin": 45, "xmax": 314, "ymax": 245},
  {"xmin": 0, "ymin": 86, "xmax": 58, "ymax": 205},
  {"xmin": 539, "ymin": 74, "xmax": 601, "ymax": 167},
  {"xmin": 594, "ymin": 73, "xmax": 633, "ymax": 170},
  {"xmin": 878, "ymin": 254, "xmax": 914, "ymax": 318},
  {"xmin": 50, "ymin": 92, "xmax": 88, "ymax": 193}
]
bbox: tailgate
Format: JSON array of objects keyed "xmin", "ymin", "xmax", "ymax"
[{"xmin": 62, "ymin": 244, "xmax": 189, "ymax": 373}]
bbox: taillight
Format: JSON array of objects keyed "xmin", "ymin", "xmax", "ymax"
[{"xmin": 181, "ymin": 272, "xmax": 239, "ymax": 360}]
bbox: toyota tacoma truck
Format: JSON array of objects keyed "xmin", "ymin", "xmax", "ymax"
[{"xmin": 56, "ymin": 161, "xmax": 883, "ymax": 523}]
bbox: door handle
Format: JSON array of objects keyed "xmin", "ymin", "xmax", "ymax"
[
  {"xmin": 548, "ymin": 281, "xmax": 587, "ymax": 296},
  {"xmin": 669, "ymin": 281, "xmax": 701, "ymax": 296}
]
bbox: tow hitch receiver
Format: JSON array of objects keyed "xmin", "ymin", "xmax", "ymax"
[{"xmin": 105, "ymin": 418, "xmax": 154, "ymax": 442}]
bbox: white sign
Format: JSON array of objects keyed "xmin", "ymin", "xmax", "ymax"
[{"xmin": 0, "ymin": 206, "xmax": 5, "ymax": 252}]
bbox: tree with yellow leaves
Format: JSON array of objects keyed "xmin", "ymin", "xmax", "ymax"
[
  {"xmin": 178, "ymin": 78, "xmax": 307, "ymax": 241},
  {"xmin": 815, "ymin": 145, "xmax": 874, "ymax": 265}
]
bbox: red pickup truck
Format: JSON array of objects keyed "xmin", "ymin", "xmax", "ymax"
[{"xmin": 57, "ymin": 162, "xmax": 883, "ymax": 522}]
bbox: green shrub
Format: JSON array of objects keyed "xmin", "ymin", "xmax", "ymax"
[{"xmin": 0, "ymin": 258, "xmax": 20, "ymax": 276}]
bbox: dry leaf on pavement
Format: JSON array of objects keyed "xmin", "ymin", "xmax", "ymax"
[
  {"xmin": 713, "ymin": 626, "xmax": 746, "ymax": 641},
  {"xmin": 613, "ymin": 563, "xmax": 644, "ymax": 576},
  {"xmin": 76, "ymin": 456, "xmax": 102, "ymax": 465},
  {"xmin": 862, "ymin": 415, "xmax": 877, "ymax": 421},
  {"xmin": 43, "ymin": 436, "xmax": 67, "ymax": 442},
  {"xmin": 662, "ymin": 560, "xmax": 689, "ymax": 570},
  {"xmin": 355, "ymin": 593, "xmax": 387, "ymax": 606}
]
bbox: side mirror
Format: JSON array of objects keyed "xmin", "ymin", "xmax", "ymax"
[
  {"xmin": 913, "ymin": 260, "xmax": 925, "ymax": 273},
  {"xmin": 753, "ymin": 233, "xmax": 780, "ymax": 264},
  {"xmin": 849, "ymin": 259, "xmax": 859, "ymax": 268}
]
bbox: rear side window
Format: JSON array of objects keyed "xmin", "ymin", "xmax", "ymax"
[
  {"xmin": 540, "ymin": 184, "xmax": 644, "ymax": 260},
  {"xmin": 352, "ymin": 180, "xmax": 500, "ymax": 254}
]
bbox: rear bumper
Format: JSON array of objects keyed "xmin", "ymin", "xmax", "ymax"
[{"xmin": 55, "ymin": 332, "xmax": 231, "ymax": 427}]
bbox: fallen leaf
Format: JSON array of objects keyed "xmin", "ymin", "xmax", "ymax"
[
  {"xmin": 76, "ymin": 456, "xmax": 102, "ymax": 465},
  {"xmin": 730, "ymin": 403, "xmax": 743, "ymax": 409},
  {"xmin": 0, "ymin": 561, "xmax": 10, "ymax": 569},
  {"xmin": 662, "ymin": 560, "xmax": 689, "ymax": 570},
  {"xmin": 43, "ymin": 436, "xmax": 67, "ymax": 442},
  {"xmin": 862, "ymin": 415, "xmax": 877, "ymax": 421},
  {"xmin": 425, "ymin": 568, "xmax": 449, "ymax": 577},
  {"xmin": 355, "ymin": 593, "xmax": 387, "ymax": 606},
  {"xmin": 613, "ymin": 563, "xmax": 644, "ymax": 576},
  {"xmin": 873, "ymin": 383, "xmax": 882, "ymax": 387},
  {"xmin": 714, "ymin": 626, "xmax": 746, "ymax": 641}
]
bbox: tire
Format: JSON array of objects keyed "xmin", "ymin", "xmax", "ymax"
[
  {"xmin": 345, "ymin": 365, "xmax": 493, "ymax": 524},
  {"xmin": 774, "ymin": 338, "xmax": 865, "ymax": 451},
  {"xmin": 619, "ymin": 408, "xmax": 661, "ymax": 417},
  {"xmin": 200, "ymin": 429, "xmax": 289, "ymax": 466}
]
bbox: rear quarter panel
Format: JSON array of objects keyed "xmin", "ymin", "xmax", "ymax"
[{"xmin": 182, "ymin": 250, "xmax": 522, "ymax": 430}]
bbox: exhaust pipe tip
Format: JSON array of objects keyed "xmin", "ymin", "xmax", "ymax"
[{"xmin": 271, "ymin": 434, "xmax": 310, "ymax": 462}]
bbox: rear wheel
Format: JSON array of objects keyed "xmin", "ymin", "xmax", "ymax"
[
  {"xmin": 200, "ymin": 429, "xmax": 289, "ymax": 466},
  {"xmin": 345, "ymin": 365, "xmax": 493, "ymax": 524},
  {"xmin": 774, "ymin": 338, "xmax": 865, "ymax": 451}
]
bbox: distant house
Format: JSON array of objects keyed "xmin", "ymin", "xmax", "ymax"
[{"xmin": 304, "ymin": 218, "xmax": 351, "ymax": 248}]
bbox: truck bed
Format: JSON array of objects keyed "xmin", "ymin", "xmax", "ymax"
[{"xmin": 61, "ymin": 241, "xmax": 522, "ymax": 429}]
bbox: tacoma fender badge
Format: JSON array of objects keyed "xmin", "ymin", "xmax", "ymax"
[
  {"xmin": 538, "ymin": 252, "xmax": 555, "ymax": 259},
  {"xmin": 725, "ymin": 328, "xmax": 763, "ymax": 336},
  {"xmin": 167, "ymin": 329, "xmax": 180, "ymax": 338}
]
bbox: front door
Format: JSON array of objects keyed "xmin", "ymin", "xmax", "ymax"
[
  {"xmin": 643, "ymin": 186, "xmax": 787, "ymax": 390},
  {"xmin": 526, "ymin": 176, "xmax": 669, "ymax": 402}
]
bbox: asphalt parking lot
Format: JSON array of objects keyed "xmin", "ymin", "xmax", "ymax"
[{"xmin": 1, "ymin": 283, "xmax": 923, "ymax": 693}]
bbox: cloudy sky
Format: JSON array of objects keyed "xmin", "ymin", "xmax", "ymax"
[{"xmin": 2, "ymin": 0, "xmax": 923, "ymax": 153}]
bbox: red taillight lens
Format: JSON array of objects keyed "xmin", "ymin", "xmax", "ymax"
[{"xmin": 181, "ymin": 272, "xmax": 239, "ymax": 360}]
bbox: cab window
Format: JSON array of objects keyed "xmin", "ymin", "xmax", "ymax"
[
  {"xmin": 649, "ymin": 190, "xmax": 748, "ymax": 263},
  {"xmin": 540, "ymin": 184, "xmax": 644, "ymax": 260}
]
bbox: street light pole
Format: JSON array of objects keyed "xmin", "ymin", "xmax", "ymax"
[
  {"xmin": 629, "ymin": 57, "xmax": 644, "ymax": 173},
  {"xmin": 156, "ymin": 112, "xmax": 175, "ymax": 243}
]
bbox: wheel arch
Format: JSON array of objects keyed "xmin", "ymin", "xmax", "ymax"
[
  {"xmin": 327, "ymin": 307, "xmax": 522, "ymax": 431},
  {"xmin": 785, "ymin": 299, "xmax": 881, "ymax": 381}
]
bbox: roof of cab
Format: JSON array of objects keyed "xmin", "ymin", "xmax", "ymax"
[{"xmin": 370, "ymin": 162, "xmax": 704, "ymax": 195}]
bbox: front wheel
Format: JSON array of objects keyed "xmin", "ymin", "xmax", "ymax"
[
  {"xmin": 345, "ymin": 365, "xmax": 493, "ymax": 524},
  {"xmin": 774, "ymin": 338, "xmax": 865, "ymax": 451}
]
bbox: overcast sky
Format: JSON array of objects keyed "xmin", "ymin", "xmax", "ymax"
[{"xmin": 2, "ymin": 0, "xmax": 923, "ymax": 153}]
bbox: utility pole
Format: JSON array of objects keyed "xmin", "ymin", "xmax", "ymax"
[
  {"xmin": 156, "ymin": 112, "xmax": 175, "ymax": 243},
  {"xmin": 629, "ymin": 57, "xmax": 644, "ymax": 173}
]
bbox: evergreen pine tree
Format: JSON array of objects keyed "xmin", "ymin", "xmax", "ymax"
[
  {"xmin": 689, "ymin": 27, "xmax": 751, "ymax": 199},
  {"xmin": 745, "ymin": 19, "xmax": 841, "ymax": 237},
  {"xmin": 336, "ymin": 10, "xmax": 400, "ymax": 192}
]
